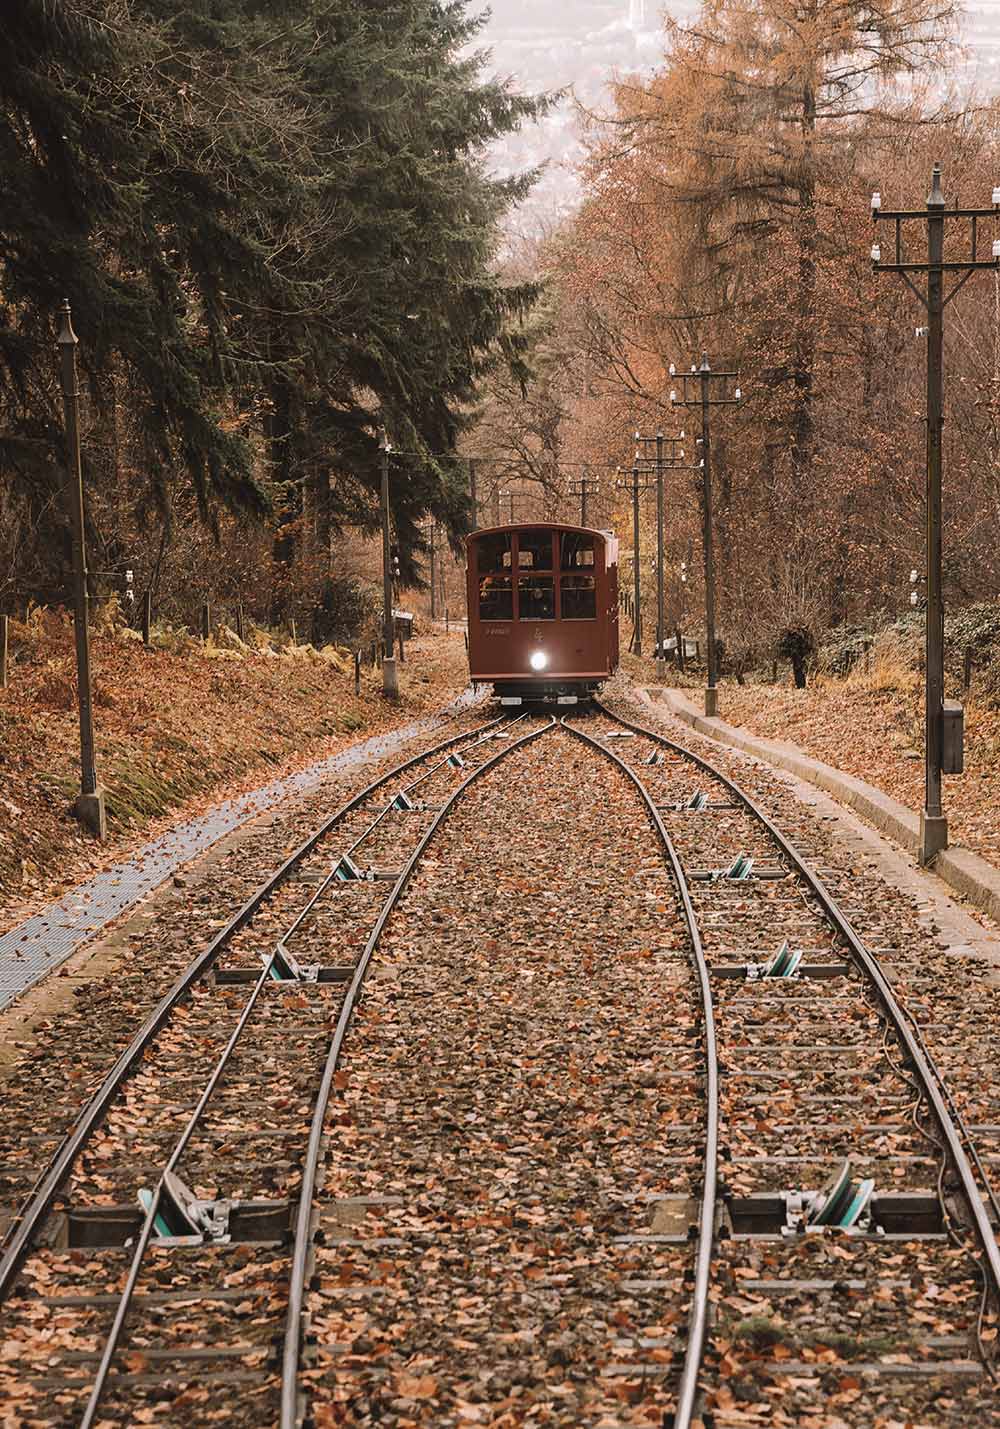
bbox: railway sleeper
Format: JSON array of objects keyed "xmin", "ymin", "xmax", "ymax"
[
  {"xmin": 40, "ymin": 1193, "xmax": 407, "ymax": 1252},
  {"xmin": 658, "ymin": 793, "xmax": 738, "ymax": 811},
  {"xmin": 41, "ymin": 1197, "xmax": 291, "ymax": 1250},
  {"xmin": 691, "ymin": 854, "xmax": 788, "ymax": 882},
  {"xmin": 722, "ymin": 1186, "xmax": 944, "ymax": 1239},
  {"xmin": 711, "ymin": 938, "xmax": 851, "ymax": 980},
  {"xmin": 211, "ymin": 961, "xmax": 353, "ymax": 985}
]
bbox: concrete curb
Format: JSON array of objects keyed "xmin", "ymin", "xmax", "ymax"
[{"xmin": 650, "ymin": 687, "xmax": 1000, "ymax": 927}]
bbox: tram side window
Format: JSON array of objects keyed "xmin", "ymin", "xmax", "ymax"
[
  {"xmin": 561, "ymin": 574, "xmax": 596, "ymax": 619},
  {"xmin": 518, "ymin": 574, "xmax": 555, "ymax": 619},
  {"xmin": 477, "ymin": 532, "xmax": 513, "ymax": 619}
]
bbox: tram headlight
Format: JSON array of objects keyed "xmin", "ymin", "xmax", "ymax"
[{"xmin": 530, "ymin": 650, "xmax": 548, "ymax": 671}]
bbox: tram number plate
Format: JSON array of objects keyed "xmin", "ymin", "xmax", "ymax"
[{"xmin": 484, "ymin": 625, "xmax": 510, "ymax": 636}]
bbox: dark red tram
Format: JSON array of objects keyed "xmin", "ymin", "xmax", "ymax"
[{"xmin": 465, "ymin": 523, "xmax": 619, "ymax": 703}]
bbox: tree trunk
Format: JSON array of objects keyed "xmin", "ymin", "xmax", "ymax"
[
  {"xmin": 792, "ymin": 77, "xmax": 818, "ymax": 489},
  {"xmin": 792, "ymin": 654, "xmax": 807, "ymax": 689}
]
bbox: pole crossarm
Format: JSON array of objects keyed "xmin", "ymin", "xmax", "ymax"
[
  {"xmin": 634, "ymin": 458, "xmax": 700, "ymax": 474},
  {"xmin": 874, "ymin": 259, "xmax": 998, "ymax": 274},
  {"xmin": 568, "ymin": 474, "xmax": 600, "ymax": 527},
  {"xmin": 875, "ymin": 206, "xmax": 1000, "ymax": 221},
  {"xmin": 616, "ymin": 470, "xmax": 657, "ymax": 496}
]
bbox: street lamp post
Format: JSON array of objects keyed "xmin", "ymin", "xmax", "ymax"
[
  {"xmin": 872, "ymin": 164, "xmax": 999, "ymax": 863},
  {"xmin": 670, "ymin": 355, "xmax": 741, "ymax": 717},
  {"xmin": 378, "ymin": 428, "xmax": 399, "ymax": 700},
  {"xmin": 635, "ymin": 430, "xmax": 688, "ymax": 677},
  {"xmin": 57, "ymin": 300, "xmax": 106, "ymax": 839}
]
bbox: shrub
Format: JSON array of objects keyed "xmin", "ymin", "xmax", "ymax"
[
  {"xmin": 818, "ymin": 624, "xmax": 873, "ymax": 677},
  {"xmin": 776, "ymin": 625, "xmax": 816, "ymax": 688}
]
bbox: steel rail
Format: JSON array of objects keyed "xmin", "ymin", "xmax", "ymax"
[
  {"xmin": 276, "ymin": 716, "xmax": 525, "ymax": 957},
  {"xmin": 80, "ymin": 949, "xmax": 283, "ymax": 1426},
  {"xmin": 560, "ymin": 718, "xmax": 719, "ymax": 1429},
  {"xmin": 279, "ymin": 716, "xmax": 557, "ymax": 1428},
  {"xmin": 0, "ymin": 712, "xmax": 506, "ymax": 1304},
  {"xmin": 82, "ymin": 715, "xmax": 522, "ymax": 1422},
  {"xmin": 595, "ymin": 700, "xmax": 1000, "ymax": 1304}
]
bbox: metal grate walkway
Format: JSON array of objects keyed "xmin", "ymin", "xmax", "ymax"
[{"xmin": 0, "ymin": 699, "xmax": 473, "ymax": 1011}]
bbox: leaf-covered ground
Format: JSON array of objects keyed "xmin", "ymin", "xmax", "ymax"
[
  {"xmin": 701, "ymin": 678, "xmax": 1000, "ymax": 865},
  {"xmin": 0, "ymin": 614, "xmax": 469, "ymax": 934}
]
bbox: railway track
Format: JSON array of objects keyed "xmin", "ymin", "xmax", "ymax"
[
  {"xmin": 576, "ymin": 702, "xmax": 1000, "ymax": 1425},
  {"xmin": 0, "ymin": 712, "xmax": 552, "ymax": 1425},
  {"xmin": 1, "ymin": 698, "xmax": 997, "ymax": 1426}
]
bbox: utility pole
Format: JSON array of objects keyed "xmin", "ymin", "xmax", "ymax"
[
  {"xmin": 872, "ymin": 164, "xmax": 998, "ymax": 863},
  {"xmin": 670, "ymin": 355, "xmax": 741, "ymax": 717},
  {"xmin": 378, "ymin": 428, "xmax": 398, "ymax": 700},
  {"xmin": 569, "ymin": 471, "xmax": 600, "ymax": 527},
  {"xmin": 57, "ymin": 301, "xmax": 105, "ymax": 838},
  {"xmin": 615, "ymin": 461, "xmax": 656, "ymax": 656},
  {"xmin": 635, "ymin": 429, "xmax": 689, "ymax": 677},
  {"xmin": 428, "ymin": 522, "xmax": 437, "ymax": 620}
]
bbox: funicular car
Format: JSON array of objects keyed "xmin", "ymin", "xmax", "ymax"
[{"xmin": 466, "ymin": 523, "xmax": 619, "ymax": 703}]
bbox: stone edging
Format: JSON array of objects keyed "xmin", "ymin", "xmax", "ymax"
[{"xmin": 648, "ymin": 687, "xmax": 1000, "ymax": 926}]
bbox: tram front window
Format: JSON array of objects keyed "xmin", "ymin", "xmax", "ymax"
[
  {"xmin": 477, "ymin": 533, "xmax": 513, "ymax": 620},
  {"xmin": 478, "ymin": 531, "xmax": 513, "ymax": 574},
  {"xmin": 517, "ymin": 530, "xmax": 554, "ymax": 570},
  {"xmin": 480, "ymin": 575, "xmax": 513, "ymax": 620},
  {"xmin": 518, "ymin": 575, "xmax": 555, "ymax": 619},
  {"xmin": 560, "ymin": 533, "xmax": 597, "ymax": 618}
]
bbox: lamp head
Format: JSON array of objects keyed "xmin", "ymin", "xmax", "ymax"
[{"xmin": 56, "ymin": 299, "xmax": 77, "ymax": 347}]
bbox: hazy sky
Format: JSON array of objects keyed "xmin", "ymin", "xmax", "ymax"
[
  {"xmin": 469, "ymin": 1, "xmax": 1000, "ymax": 222},
  {"xmin": 469, "ymin": 1, "xmax": 673, "ymax": 216}
]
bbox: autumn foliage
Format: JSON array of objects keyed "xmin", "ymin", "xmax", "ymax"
[{"xmin": 477, "ymin": 0, "xmax": 1000, "ymax": 665}]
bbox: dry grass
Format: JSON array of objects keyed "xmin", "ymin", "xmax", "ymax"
[
  {"xmin": 841, "ymin": 630, "xmax": 922, "ymax": 696},
  {"xmin": 0, "ymin": 613, "xmax": 469, "ymax": 932},
  {"xmin": 713, "ymin": 671, "xmax": 1000, "ymax": 866}
]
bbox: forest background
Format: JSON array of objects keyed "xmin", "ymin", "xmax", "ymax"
[
  {"xmin": 1, "ymin": 0, "xmax": 541, "ymax": 641},
  {"xmin": 482, "ymin": 0, "xmax": 1000, "ymax": 679},
  {"xmin": 3, "ymin": 0, "xmax": 1000, "ymax": 667}
]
